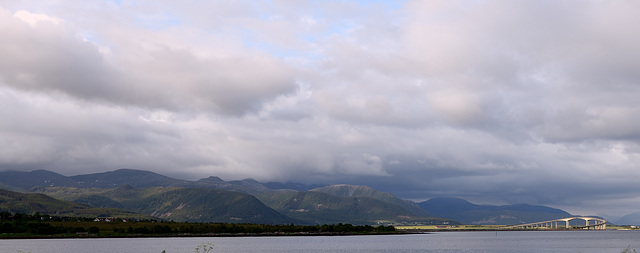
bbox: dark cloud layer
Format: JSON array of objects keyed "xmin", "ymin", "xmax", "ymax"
[{"xmin": 1, "ymin": 0, "xmax": 640, "ymax": 218}]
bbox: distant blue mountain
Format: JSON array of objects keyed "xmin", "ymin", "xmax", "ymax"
[
  {"xmin": 616, "ymin": 212, "xmax": 640, "ymax": 225},
  {"xmin": 0, "ymin": 170, "xmax": 75, "ymax": 190},
  {"xmin": 0, "ymin": 169, "xmax": 577, "ymax": 225},
  {"xmin": 418, "ymin": 197, "xmax": 571, "ymax": 225}
]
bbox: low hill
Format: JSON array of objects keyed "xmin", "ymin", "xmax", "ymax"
[
  {"xmin": 34, "ymin": 186, "xmax": 299, "ymax": 224},
  {"xmin": 310, "ymin": 184, "xmax": 431, "ymax": 217},
  {"xmin": 418, "ymin": 197, "xmax": 571, "ymax": 225},
  {"xmin": 0, "ymin": 188, "xmax": 147, "ymax": 219},
  {"xmin": 257, "ymin": 191, "xmax": 453, "ymax": 225}
]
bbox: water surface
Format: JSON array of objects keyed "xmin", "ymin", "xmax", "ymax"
[{"xmin": 1, "ymin": 230, "xmax": 639, "ymax": 253}]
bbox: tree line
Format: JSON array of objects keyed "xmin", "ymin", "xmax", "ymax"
[{"xmin": 1, "ymin": 212, "xmax": 396, "ymax": 236}]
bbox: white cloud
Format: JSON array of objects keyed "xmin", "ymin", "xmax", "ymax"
[
  {"xmin": 13, "ymin": 10, "xmax": 61, "ymax": 26},
  {"xmin": 0, "ymin": 6, "xmax": 298, "ymax": 116},
  {"xmin": 2, "ymin": 0, "xmax": 640, "ymax": 216}
]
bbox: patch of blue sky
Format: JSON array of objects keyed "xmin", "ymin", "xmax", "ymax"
[
  {"xmin": 305, "ymin": 0, "xmax": 405, "ymax": 9},
  {"xmin": 300, "ymin": 33, "xmax": 318, "ymax": 44},
  {"xmin": 237, "ymin": 29, "xmax": 325, "ymax": 64},
  {"xmin": 75, "ymin": 29, "xmax": 114, "ymax": 55},
  {"xmin": 242, "ymin": 0, "xmax": 408, "ymax": 60},
  {"xmin": 331, "ymin": 20, "xmax": 361, "ymax": 34},
  {"xmin": 132, "ymin": 13, "xmax": 181, "ymax": 31},
  {"xmin": 353, "ymin": 0, "xmax": 406, "ymax": 9},
  {"xmin": 241, "ymin": 37, "xmax": 297, "ymax": 59},
  {"xmin": 76, "ymin": 29, "xmax": 102, "ymax": 44}
]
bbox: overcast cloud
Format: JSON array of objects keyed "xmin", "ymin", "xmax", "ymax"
[{"xmin": 1, "ymin": 0, "xmax": 640, "ymax": 219}]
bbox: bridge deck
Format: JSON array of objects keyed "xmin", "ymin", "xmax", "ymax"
[{"xmin": 506, "ymin": 217, "xmax": 607, "ymax": 230}]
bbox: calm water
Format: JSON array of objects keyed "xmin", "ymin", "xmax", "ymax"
[{"xmin": 1, "ymin": 231, "xmax": 640, "ymax": 253}]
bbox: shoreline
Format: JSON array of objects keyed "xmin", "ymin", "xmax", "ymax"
[
  {"xmin": 407, "ymin": 229, "xmax": 615, "ymax": 232},
  {"xmin": 0, "ymin": 231, "xmax": 419, "ymax": 240},
  {"xmin": 3, "ymin": 229, "xmax": 626, "ymax": 239}
]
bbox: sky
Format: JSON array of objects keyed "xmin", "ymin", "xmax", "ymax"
[{"xmin": 1, "ymin": 0, "xmax": 640, "ymax": 219}]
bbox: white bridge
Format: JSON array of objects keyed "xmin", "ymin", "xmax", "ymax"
[{"xmin": 507, "ymin": 217, "xmax": 607, "ymax": 230}]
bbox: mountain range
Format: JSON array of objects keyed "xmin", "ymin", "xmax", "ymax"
[
  {"xmin": 615, "ymin": 212, "xmax": 640, "ymax": 225},
  {"xmin": 418, "ymin": 197, "xmax": 572, "ymax": 225},
  {"xmin": 0, "ymin": 169, "xmax": 305, "ymax": 194},
  {"xmin": 0, "ymin": 188, "xmax": 149, "ymax": 219},
  {"xmin": 0, "ymin": 169, "xmax": 586, "ymax": 225}
]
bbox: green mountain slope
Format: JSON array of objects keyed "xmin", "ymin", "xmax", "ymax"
[
  {"xmin": 182, "ymin": 176, "xmax": 277, "ymax": 193},
  {"xmin": 311, "ymin": 184, "xmax": 431, "ymax": 217},
  {"xmin": 120, "ymin": 188, "xmax": 297, "ymax": 224},
  {"xmin": 35, "ymin": 186, "xmax": 298, "ymax": 224},
  {"xmin": 0, "ymin": 188, "xmax": 147, "ymax": 218},
  {"xmin": 257, "ymin": 191, "xmax": 453, "ymax": 225},
  {"xmin": 418, "ymin": 197, "xmax": 572, "ymax": 225}
]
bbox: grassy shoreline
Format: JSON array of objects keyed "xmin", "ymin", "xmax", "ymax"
[
  {"xmin": 396, "ymin": 224, "xmax": 636, "ymax": 231},
  {"xmin": 0, "ymin": 231, "xmax": 416, "ymax": 240}
]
